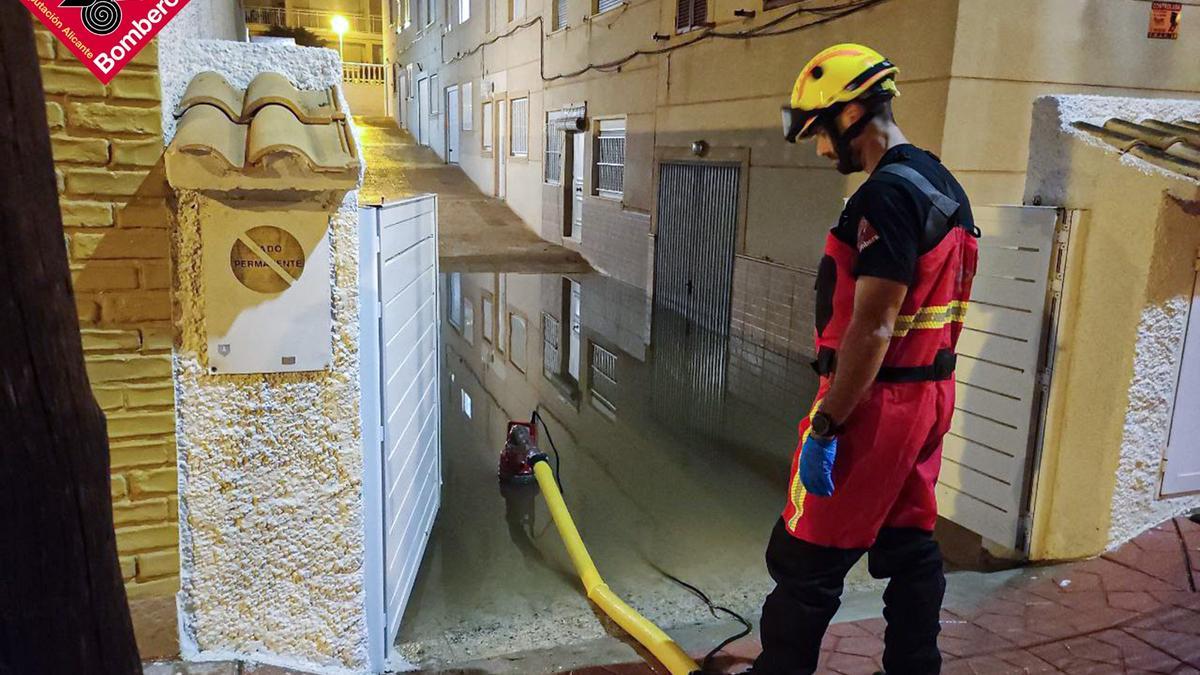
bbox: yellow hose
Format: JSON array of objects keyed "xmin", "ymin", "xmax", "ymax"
[{"xmin": 532, "ymin": 460, "xmax": 700, "ymax": 675}]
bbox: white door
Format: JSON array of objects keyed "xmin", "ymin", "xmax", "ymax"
[
  {"xmin": 397, "ymin": 73, "xmax": 407, "ymax": 130},
  {"xmin": 358, "ymin": 196, "xmax": 443, "ymax": 669},
  {"xmin": 937, "ymin": 206, "xmax": 1074, "ymax": 551},
  {"xmin": 417, "ymin": 77, "xmax": 430, "ymax": 146},
  {"xmin": 446, "ymin": 86, "xmax": 460, "ymax": 165},
  {"xmin": 497, "ymin": 99, "xmax": 508, "ymax": 199},
  {"xmin": 1163, "ymin": 270, "xmax": 1200, "ymax": 495},
  {"xmin": 567, "ymin": 279, "xmax": 582, "ymax": 381},
  {"xmin": 571, "ymin": 132, "xmax": 584, "ymax": 240}
]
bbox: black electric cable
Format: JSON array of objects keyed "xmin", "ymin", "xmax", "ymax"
[
  {"xmin": 525, "ymin": 406, "xmax": 754, "ymax": 672},
  {"xmin": 542, "ymin": 0, "xmax": 890, "ymax": 82},
  {"xmin": 440, "ymin": 0, "xmax": 891, "ymax": 80},
  {"xmin": 660, "ymin": 570, "xmax": 754, "ymax": 674},
  {"xmin": 530, "ymin": 409, "xmax": 564, "ymax": 494}
]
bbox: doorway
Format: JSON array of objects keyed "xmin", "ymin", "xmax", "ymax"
[
  {"xmin": 651, "ymin": 162, "xmax": 740, "ymax": 435},
  {"xmin": 417, "ymin": 77, "xmax": 430, "ymax": 146},
  {"xmin": 446, "ymin": 85, "xmax": 460, "ymax": 165},
  {"xmin": 563, "ymin": 132, "xmax": 585, "ymax": 241}
]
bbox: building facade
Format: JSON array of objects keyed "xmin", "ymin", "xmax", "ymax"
[
  {"xmin": 389, "ymin": 0, "xmax": 1200, "ymax": 558},
  {"xmin": 245, "ymin": 0, "xmax": 385, "ymax": 64}
]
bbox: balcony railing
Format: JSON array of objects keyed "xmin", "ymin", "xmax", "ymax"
[
  {"xmin": 244, "ymin": 6, "xmax": 383, "ymax": 34},
  {"xmin": 343, "ymin": 61, "xmax": 385, "ymax": 84}
]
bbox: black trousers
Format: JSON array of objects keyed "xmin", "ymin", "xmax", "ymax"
[{"xmin": 753, "ymin": 518, "xmax": 946, "ymax": 675}]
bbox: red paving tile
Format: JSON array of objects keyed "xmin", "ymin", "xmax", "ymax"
[{"xmin": 559, "ymin": 518, "xmax": 1200, "ymax": 674}]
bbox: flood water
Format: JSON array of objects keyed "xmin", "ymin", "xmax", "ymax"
[{"xmin": 394, "ymin": 271, "xmax": 841, "ymax": 667}]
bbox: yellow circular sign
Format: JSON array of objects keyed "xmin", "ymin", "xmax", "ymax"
[{"xmin": 229, "ymin": 226, "xmax": 306, "ymax": 294}]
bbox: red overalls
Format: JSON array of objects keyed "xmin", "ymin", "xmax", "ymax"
[{"xmin": 782, "ymin": 164, "xmax": 979, "ymax": 549}]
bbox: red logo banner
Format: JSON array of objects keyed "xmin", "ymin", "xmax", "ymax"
[{"xmin": 22, "ymin": 0, "xmax": 190, "ymax": 83}]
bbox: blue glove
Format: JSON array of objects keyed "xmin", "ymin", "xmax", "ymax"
[{"xmin": 800, "ymin": 433, "xmax": 838, "ymax": 497}]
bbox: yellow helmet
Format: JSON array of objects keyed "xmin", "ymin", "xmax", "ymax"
[{"xmin": 782, "ymin": 43, "xmax": 899, "ymax": 143}]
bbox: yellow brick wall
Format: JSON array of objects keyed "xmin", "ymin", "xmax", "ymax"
[{"xmin": 34, "ymin": 22, "xmax": 179, "ymax": 600}]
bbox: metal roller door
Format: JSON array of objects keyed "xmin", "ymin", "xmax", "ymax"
[
  {"xmin": 651, "ymin": 162, "xmax": 739, "ymax": 434},
  {"xmin": 938, "ymin": 206, "xmax": 1076, "ymax": 551}
]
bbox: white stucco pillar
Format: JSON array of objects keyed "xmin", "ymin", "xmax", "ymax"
[{"xmin": 157, "ymin": 22, "xmax": 373, "ymax": 672}]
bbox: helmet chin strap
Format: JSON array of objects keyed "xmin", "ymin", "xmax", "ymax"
[{"xmin": 822, "ymin": 106, "xmax": 879, "ymax": 175}]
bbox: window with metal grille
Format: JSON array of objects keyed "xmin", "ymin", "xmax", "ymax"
[
  {"xmin": 463, "ymin": 300, "xmax": 475, "ymax": 345},
  {"xmin": 545, "ymin": 121, "xmax": 562, "ymax": 184},
  {"xmin": 460, "ymin": 0, "xmax": 470, "ymax": 22},
  {"xmin": 509, "ymin": 313, "xmax": 527, "ymax": 372},
  {"xmin": 596, "ymin": 0, "xmax": 621, "ymax": 14},
  {"xmin": 498, "ymin": 275, "xmax": 508, "ymax": 352},
  {"xmin": 542, "ymin": 313, "xmax": 560, "ymax": 378},
  {"xmin": 553, "ymin": 0, "xmax": 567, "ymax": 29},
  {"xmin": 589, "ymin": 343, "xmax": 617, "ymax": 413},
  {"xmin": 595, "ymin": 118, "xmax": 625, "ymax": 197},
  {"xmin": 481, "ymin": 294, "xmax": 494, "ymax": 343},
  {"xmin": 448, "ymin": 273, "xmax": 462, "ymax": 329},
  {"xmin": 482, "ymin": 101, "xmax": 493, "ymax": 151},
  {"xmin": 675, "ymin": 0, "xmax": 705, "ymax": 31},
  {"xmin": 461, "ymin": 82, "xmax": 473, "ymax": 130},
  {"xmin": 511, "ymin": 97, "xmax": 529, "ymax": 156}
]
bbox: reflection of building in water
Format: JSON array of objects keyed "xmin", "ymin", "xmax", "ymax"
[{"xmin": 396, "ymin": 269, "xmax": 813, "ymax": 666}]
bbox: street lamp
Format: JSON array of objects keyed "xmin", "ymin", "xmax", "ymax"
[{"xmin": 331, "ymin": 14, "xmax": 349, "ymax": 59}]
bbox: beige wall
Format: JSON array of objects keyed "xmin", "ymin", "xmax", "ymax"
[
  {"xmin": 944, "ymin": 1, "xmax": 1200, "ymax": 206},
  {"xmin": 35, "ymin": 22, "xmax": 180, "ymax": 603},
  {"xmin": 394, "ymin": 0, "xmax": 1200, "ymax": 279},
  {"xmin": 1025, "ymin": 97, "xmax": 1200, "ymax": 560}
]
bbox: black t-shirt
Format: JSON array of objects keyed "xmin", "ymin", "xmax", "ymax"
[{"xmin": 833, "ymin": 144, "xmax": 975, "ymax": 284}]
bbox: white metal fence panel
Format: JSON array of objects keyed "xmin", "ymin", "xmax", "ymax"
[
  {"xmin": 1163, "ymin": 269, "xmax": 1200, "ymax": 496},
  {"xmin": 360, "ymin": 195, "xmax": 441, "ymax": 668},
  {"xmin": 938, "ymin": 205, "xmax": 1065, "ymax": 551}
]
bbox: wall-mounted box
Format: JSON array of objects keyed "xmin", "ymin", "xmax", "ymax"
[{"xmin": 200, "ymin": 200, "xmax": 333, "ymax": 374}]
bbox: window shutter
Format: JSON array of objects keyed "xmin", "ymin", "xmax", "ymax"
[
  {"xmin": 554, "ymin": 0, "xmax": 567, "ymax": 29},
  {"xmin": 597, "ymin": 0, "xmax": 620, "ymax": 13},
  {"xmin": 676, "ymin": 0, "xmax": 704, "ymax": 29}
]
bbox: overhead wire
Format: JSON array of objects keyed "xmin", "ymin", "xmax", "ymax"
[{"xmin": 436, "ymin": 0, "xmax": 891, "ymax": 79}]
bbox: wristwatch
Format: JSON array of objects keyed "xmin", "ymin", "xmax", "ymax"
[{"xmin": 810, "ymin": 411, "xmax": 841, "ymax": 438}]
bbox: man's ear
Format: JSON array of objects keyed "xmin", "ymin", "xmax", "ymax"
[{"xmin": 837, "ymin": 103, "xmax": 865, "ymax": 132}]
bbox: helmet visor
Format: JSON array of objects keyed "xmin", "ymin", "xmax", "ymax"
[{"xmin": 781, "ymin": 106, "xmax": 820, "ymax": 143}]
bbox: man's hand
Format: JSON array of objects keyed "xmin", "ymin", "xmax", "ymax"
[{"xmin": 799, "ymin": 433, "xmax": 838, "ymax": 497}]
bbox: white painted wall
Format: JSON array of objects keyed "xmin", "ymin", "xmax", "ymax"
[{"xmin": 345, "ymin": 81, "xmax": 388, "ymax": 117}]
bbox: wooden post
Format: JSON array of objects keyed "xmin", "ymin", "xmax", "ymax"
[{"xmin": 0, "ymin": 4, "xmax": 142, "ymax": 673}]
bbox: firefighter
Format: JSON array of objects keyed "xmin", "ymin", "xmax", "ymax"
[{"xmin": 749, "ymin": 44, "xmax": 980, "ymax": 674}]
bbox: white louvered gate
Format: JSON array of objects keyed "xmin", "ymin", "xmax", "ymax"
[
  {"xmin": 360, "ymin": 195, "xmax": 442, "ymax": 670},
  {"xmin": 937, "ymin": 206, "xmax": 1075, "ymax": 552}
]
